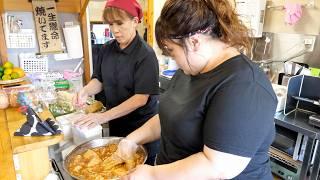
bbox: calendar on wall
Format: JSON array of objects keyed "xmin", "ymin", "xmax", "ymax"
[{"xmin": 6, "ymin": 29, "xmax": 35, "ymax": 49}]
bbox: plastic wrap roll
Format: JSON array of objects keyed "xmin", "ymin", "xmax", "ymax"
[{"xmin": 63, "ymin": 25, "xmax": 83, "ymax": 59}]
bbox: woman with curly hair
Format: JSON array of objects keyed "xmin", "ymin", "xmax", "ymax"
[{"xmin": 116, "ymin": 0, "xmax": 277, "ymax": 179}]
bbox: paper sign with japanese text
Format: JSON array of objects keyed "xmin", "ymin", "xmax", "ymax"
[{"xmin": 32, "ymin": 0, "xmax": 62, "ymax": 54}]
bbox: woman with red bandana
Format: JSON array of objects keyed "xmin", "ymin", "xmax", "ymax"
[{"xmin": 73, "ymin": 0, "xmax": 160, "ymax": 165}]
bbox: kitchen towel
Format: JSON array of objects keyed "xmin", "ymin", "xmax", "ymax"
[
  {"xmin": 14, "ymin": 107, "xmax": 62, "ymax": 136},
  {"xmin": 284, "ymin": 3, "xmax": 303, "ymax": 25}
]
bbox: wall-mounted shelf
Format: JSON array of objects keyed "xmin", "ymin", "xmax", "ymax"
[
  {"xmin": 1, "ymin": 0, "xmax": 80, "ymax": 12},
  {"xmin": 267, "ymin": 0, "xmax": 315, "ymax": 10}
]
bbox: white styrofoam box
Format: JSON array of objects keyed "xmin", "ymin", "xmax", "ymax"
[
  {"xmin": 72, "ymin": 125, "xmax": 102, "ymax": 145},
  {"xmin": 56, "ymin": 112, "xmax": 83, "ymax": 141},
  {"xmin": 45, "ymin": 173, "xmax": 59, "ymax": 180},
  {"xmin": 272, "ymin": 84, "xmax": 288, "ymax": 112}
]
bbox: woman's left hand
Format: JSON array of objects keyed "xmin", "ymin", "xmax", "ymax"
[
  {"xmin": 121, "ymin": 165, "xmax": 155, "ymax": 180},
  {"xmin": 73, "ymin": 113, "xmax": 106, "ymax": 128}
]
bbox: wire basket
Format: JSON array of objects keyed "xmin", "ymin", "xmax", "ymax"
[{"xmin": 19, "ymin": 53, "xmax": 48, "ymax": 73}]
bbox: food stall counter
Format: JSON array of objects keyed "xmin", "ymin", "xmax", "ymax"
[
  {"xmin": 0, "ymin": 109, "xmax": 16, "ymax": 180},
  {"xmin": 0, "ymin": 108, "xmax": 63, "ymax": 180}
]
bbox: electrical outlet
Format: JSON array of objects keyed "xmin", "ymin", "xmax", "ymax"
[{"xmin": 304, "ymin": 36, "xmax": 316, "ymax": 52}]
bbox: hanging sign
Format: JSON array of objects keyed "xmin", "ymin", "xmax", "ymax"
[{"xmin": 32, "ymin": 0, "xmax": 62, "ymax": 53}]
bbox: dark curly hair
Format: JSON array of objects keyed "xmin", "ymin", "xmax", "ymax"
[{"xmin": 156, "ymin": 0, "xmax": 251, "ymax": 55}]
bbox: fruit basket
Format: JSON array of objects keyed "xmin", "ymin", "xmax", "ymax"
[
  {"xmin": 0, "ymin": 61, "xmax": 26, "ymax": 85},
  {"xmin": 0, "ymin": 76, "xmax": 26, "ymax": 85}
]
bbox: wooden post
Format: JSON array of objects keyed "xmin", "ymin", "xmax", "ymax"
[
  {"xmin": 147, "ymin": 0, "xmax": 153, "ymax": 46},
  {"xmin": 80, "ymin": 0, "xmax": 89, "ymax": 19},
  {"xmin": 80, "ymin": 0, "xmax": 91, "ymax": 85},
  {"xmin": 0, "ymin": 1, "xmax": 8, "ymax": 64}
]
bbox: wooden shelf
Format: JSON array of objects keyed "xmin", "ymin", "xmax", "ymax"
[
  {"xmin": 2, "ymin": 0, "xmax": 81, "ymax": 13},
  {"xmin": 0, "ymin": 0, "xmax": 92, "ymax": 84}
]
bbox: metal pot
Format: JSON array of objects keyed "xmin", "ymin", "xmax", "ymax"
[{"xmin": 63, "ymin": 137, "xmax": 148, "ymax": 179}]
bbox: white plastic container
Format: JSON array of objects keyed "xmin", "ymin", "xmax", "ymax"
[
  {"xmin": 72, "ymin": 125, "xmax": 102, "ymax": 145},
  {"xmin": 272, "ymin": 84, "xmax": 287, "ymax": 112},
  {"xmin": 167, "ymin": 58, "xmax": 179, "ymax": 70},
  {"xmin": 56, "ymin": 112, "xmax": 83, "ymax": 141},
  {"xmin": 56, "ymin": 115, "xmax": 73, "ymax": 141}
]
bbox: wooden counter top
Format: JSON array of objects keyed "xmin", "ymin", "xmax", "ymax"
[
  {"xmin": 0, "ymin": 108, "xmax": 64, "ymax": 179},
  {"xmin": 6, "ymin": 108, "xmax": 63, "ymax": 154},
  {"xmin": 0, "ymin": 109, "xmax": 16, "ymax": 180}
]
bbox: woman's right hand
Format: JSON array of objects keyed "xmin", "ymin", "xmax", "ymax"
[
  {"xmin": 103, "ymin": 139, "xmax": 139, "ymax": 170},
  {"xmin": 73, "ymin": 88, "xmax": 89, "ymax": 107},
  {"xmin": 115, "ymin": 138, "xmax": 139, "ymax": 160}
]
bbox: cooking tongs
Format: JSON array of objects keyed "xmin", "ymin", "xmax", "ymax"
[{"xmin": 292, "ymin": 96, "xmax": 320, "ymax": 106}]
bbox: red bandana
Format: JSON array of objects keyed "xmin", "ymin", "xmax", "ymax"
[{"xmin": 106, "ymin": 0, "xmax": 143, "ymax": 23}]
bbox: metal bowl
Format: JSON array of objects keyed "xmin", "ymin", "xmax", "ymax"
[{"xmin": 63, "ymin": 137, "xmax": 148, "ymax": 179}]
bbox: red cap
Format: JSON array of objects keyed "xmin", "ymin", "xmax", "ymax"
[{"xmin": 105, "ymin": 0, "xmax": 143, "ymax": 23}]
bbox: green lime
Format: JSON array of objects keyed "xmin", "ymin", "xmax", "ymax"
[
  {"xmin": 0, "ymin": 66, "xmax": 4, "ymax": 72},
  {"xmin": 0, "ymin": 72, "xmax": 3, "ymax": 78},
  {"xmin": 11, "ymin": 72, "xmax": 19, "ymax": 79},
  {"xmin": 2, "ymin": 74, "xmax": 11, "ymax": 80}
]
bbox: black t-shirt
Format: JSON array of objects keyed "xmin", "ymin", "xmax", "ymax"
[
  {"xmin": 92, "ymin": 33, "xmax": 159, "ymax": 137},
  {"xmin": 157, "ymin": 54, "xmax": 277, "ymax": 180}
]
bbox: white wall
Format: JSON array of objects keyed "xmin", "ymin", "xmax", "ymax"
[
  {"xmin": 88, "ymin": 1, "xmax": 105, "ymax": 22},
  {"xmin": 264, "ymin": 0, "xmax": 320, "ymax": 35}
]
